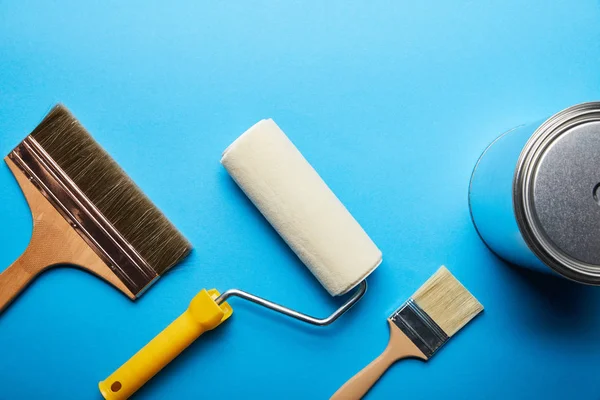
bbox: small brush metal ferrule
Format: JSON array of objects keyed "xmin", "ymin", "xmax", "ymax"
[
  {"xmin": 390, "ymin": 298, "xmax": 449, "ymax": 358},
  {"xmin": 9, "ymin": 136, "xmax": 158, "ymax": 296}
]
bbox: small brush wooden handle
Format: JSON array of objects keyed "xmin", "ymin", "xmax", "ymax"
[
  {"xmin": 331, "ymin": 345, "xmax": 398, "ymax": 400},
  {"xmin": 330, "ymin": 321, "xmax": 427, "ymax": 400},
  {"xmin": 98, "ymin": 289, "xmax": 233, "ymax": 400}
]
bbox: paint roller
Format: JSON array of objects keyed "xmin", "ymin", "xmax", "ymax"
[{"xmin": 99, "ymin": 119, "xmax": 382, "ymax": 399}]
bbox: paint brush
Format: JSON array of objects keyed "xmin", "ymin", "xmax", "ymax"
[
  {"xmin": 331, "ymin": 266, "xmax": 483, "ymax": 399},
  {"xmin": 0, "ymin": 105, "xmax": 191, "ymax": 312}
]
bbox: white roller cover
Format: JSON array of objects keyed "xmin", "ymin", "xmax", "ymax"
[{"xmin": 221, "ymin": 119, "xmax": 382, "ymax": 296}]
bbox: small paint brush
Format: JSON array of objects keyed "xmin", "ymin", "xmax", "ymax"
[{"xmin": 331, "ymin": 266, "xmax": 483, "ymax": 400}]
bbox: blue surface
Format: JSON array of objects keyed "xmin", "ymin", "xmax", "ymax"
[{"xmin": 1, "ymin": 1, "xmax": 600, "ymax": 399}]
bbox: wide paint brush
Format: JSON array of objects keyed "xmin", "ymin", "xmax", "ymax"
[{"xmin": 0, "ymin": 105, "xmax": 191, "ymax": 312}]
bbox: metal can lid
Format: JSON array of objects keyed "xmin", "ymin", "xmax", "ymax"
[{"xmin": 514, "ymin": 102, "xmax": 600, "ymax": 284}]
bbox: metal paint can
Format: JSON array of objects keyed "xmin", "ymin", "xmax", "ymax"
[{"xmin": 469, "ymin": 102, "xmax": 600, "ymax": 284}]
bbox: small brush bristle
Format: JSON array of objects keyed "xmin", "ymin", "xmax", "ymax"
[
  {"xmin": 411, "ymin": 266, "xmax": 483, "ymax": 337},
  {"xmin": 29, "ymin": 104, "xmax": 191, "ymax": 275}
]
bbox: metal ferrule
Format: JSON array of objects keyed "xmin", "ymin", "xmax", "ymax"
[
  {"xmin": 9, "ymin": 136, "xmax": 158, "ymax": 296},
  {"xmin": 390, "ymin": 298, "xmax": 448, "ymax": 358}
]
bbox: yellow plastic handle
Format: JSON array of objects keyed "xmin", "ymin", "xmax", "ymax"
[{"xmin": 98, "ymin": 289, "xmax": 233, "ymax": 400}]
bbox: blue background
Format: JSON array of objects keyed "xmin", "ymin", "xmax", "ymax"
[{"xmin": 1, "ymin": 1, "xmax": 599, "ymax": 399}]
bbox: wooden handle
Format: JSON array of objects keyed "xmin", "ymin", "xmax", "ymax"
[
  {"xmin": 0, "ymin": 157, "xmax": 134, "ymax": 313},
  {"xmin": 0, "ymin": 257, "xmax": 37, "ymax": 312},
  {"xmin": 331, "ymin": 345, "xmax": 397, "ymax": 400},
  {"xmin": 330, "ymin": 321, "xmax": 427, "ymax": 400}
]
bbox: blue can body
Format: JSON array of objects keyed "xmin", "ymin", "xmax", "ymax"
[{"xmin": 469, "ymin": 121, "xmax": 549, "ymax": 273}]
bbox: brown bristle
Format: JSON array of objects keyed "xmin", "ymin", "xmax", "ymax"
[
  {"xmin": 29, "ymin": 104, "xmax": 191, "ymax": 275},
  {"xmin": 411, "ymin": 266, "xmax": 483, "ymax": 336}
]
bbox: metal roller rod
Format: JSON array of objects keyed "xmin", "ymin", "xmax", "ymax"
[{"xmin": 215, "ymin": 280, "xmax": 367, "ymax": 327}]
